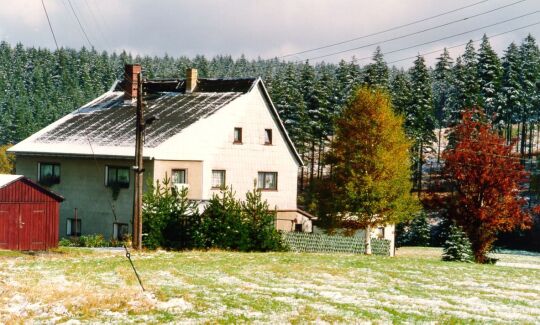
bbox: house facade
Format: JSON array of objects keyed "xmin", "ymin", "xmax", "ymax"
[{"xmin": 9, "ymin": 65, "xmax": 312, "ymax": 239}]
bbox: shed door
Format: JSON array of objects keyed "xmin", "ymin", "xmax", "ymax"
[
  {"xmin": 0, "ymin": 204, "xmax": 19, "ymax": 250},
  {"xmin": 19, "ymin": 204, "xmax": 47, "ymax": 251}
]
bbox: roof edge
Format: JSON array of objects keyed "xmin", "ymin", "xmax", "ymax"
[{"xmin": 253, "ymin": 78, "xmax": 304, "ymax": 166}]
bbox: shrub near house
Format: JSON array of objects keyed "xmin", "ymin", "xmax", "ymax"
[{"xmin": 142, "ymin": 177, "xmax": 283, "ymax": 251}]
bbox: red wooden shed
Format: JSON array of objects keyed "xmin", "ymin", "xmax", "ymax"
[{"xmin": 0, "ymin": 175, "xmax": 63, "ymax": 250}]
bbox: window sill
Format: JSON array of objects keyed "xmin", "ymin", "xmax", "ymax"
[
  {"xmin": 258, "ymin": 189, "xmax": 278, "ymax": 192},
  {"xmin": 233, "ymin": 141, "xmax": 243, "ymax": 145},
  {"xmin": 264, "ymin": 143, "xmax": 273, "ymax": 146}
]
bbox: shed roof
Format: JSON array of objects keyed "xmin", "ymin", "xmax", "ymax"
[
  {"xmin": 0, "ymin": 174, "xmax": 23, "ymax": 188},
  {"xmin": 0, "ymin": 174, "xmax": 64, "ymax": 201}
]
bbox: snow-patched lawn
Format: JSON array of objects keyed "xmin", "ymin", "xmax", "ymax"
[{"xmin": 1, "ymin": 247, "xmax": 540, "ymax": 323}]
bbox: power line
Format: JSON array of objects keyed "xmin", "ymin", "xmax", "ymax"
[
  {"xmin": 41, "ymin": 0, "xmax": 59, "ymax": 50},
  {"xmin": 387, "ymin": 21, "xmax": 540, "ymax": 64},
  {"xmin": 279, "ymin": 0, "xmax": 493, "ymax": 59},
  {"xmin": 301, "ymin": 10, "xmax": 539, "ymax": 62},
  {"xmin": 83, "ymin": 0, "xmax": 112, "ymax": 50},
  {"xmin": 67, "ymin": 0, "xmax": 94, "ymax": 48}
]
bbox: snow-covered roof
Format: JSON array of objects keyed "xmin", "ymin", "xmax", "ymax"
[
  {"xmin": 8, "ymin": 78, "xmax": 256, "ymax": 158},
  {"xmin": 0, "ymin": 174, "xmax": 23, "ymax": 188},
  {"xmin": 8, "ymin": 77, "xmax": 303, "ymax": 165}
]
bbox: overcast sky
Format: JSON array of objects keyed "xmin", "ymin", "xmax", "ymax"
[{"xmin": 0, "ymin": 0, "xmax": 539, "ymax": 68}]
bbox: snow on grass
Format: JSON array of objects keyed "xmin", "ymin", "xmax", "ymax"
[{"xmin": 1, "ymin": 247, "xmax": 540, "ymax": 323}]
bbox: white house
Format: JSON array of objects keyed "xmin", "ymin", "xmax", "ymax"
[{"xmin": 8, "ymin": 65, "xmax": 315, "ymax": 239}]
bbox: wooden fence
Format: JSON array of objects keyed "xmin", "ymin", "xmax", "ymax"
[{"xmin": 282, "ymin": 232, "xmax": 391, "ymax": 256}]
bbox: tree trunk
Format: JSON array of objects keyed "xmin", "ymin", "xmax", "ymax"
[
  {"xmin": 516, "ymin": 122, "xmax": 521, "ymax": 152},
  {"xmin": 364, "ymin": 225, "xmax": 372, "ymax": 255},
  {"xmin": 309, "ymin": 140, "xmax": 315, "ymax": 189},
  {"xmin": 417, "ymin": 141, "xmax": 423, "ymax": 197},
  {"xmin": 529, "ymin": 123, "xmax": 534, "ymax": 156},
  {"xmin": 317, "ymin": 138, "xmax": 323, "ymax": 179},
  {"xmin": 437, "ymin": 127, "xmax": 442, "ymax": 165},
  {"xmin": 520, "ymin": 119, "xmax": 527, "ymax": 157}
]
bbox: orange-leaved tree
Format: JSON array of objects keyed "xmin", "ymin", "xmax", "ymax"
[
  {"xmin": 0, "ymin": 144, "xmax": 14, "ymax": 174},
  {"xmin": 442, "ymin": 110, "xmax": 534, "ymax": 263},
  {"xmin": 328, "ymin": 87, "xmax": 419, "ymax": 254}
]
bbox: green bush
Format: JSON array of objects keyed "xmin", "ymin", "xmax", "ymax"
[
  {"xmin": 243, "ymin": 187, "xmax": 285, "ymax": 252},
  {"xmin": 142, "ymin": 176, "xmax": 200, "ymax": 250},
  {"xmin": 79, "ymin": 234, "xmax": 107, "ymax": 247},
  {"xmin": 195, "ymin": 186, "xmax": 284, "ymax": 252},
  {"xmin": 396, "ymin": 211, "xmax": 431, "ymax": 246},
  {"xmin": 442, "ymin": 224, "xmax": 473, "ymax": 262},
  {"xmin": 195, "ymin": 187, "xmax": 249, "ymax": 250},
  {"xmin": 58, "ymin": 234, "xmax": 115, "ymax": 248}
]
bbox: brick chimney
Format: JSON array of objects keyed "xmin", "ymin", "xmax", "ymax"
[
  {"xmin": 124, "ymin": 64, "xmax": 141, "ymax": 101},
  {"xmin": 185, "ymin": 68, "xmax": 198, "ymax": 93}
]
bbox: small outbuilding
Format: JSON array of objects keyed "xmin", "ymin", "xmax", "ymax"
[{"xmin": 0, "ymin": 175, "xmax": 63, "ymax": 250}]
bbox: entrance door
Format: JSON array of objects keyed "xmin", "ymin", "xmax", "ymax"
[
  {"xmin": 0, "ymin": 204, "xmax": 19, "ymax": 250},
  {"xmin": 19, "ymin": 204, "xmax": 47, "ymax": 250}
]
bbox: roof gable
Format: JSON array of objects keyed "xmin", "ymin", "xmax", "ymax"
[{"xmin": 0, "ymin": 174, "xmax": 64, "ymax": 202}]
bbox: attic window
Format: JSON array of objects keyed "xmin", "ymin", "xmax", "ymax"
[
  {"xmin": 234, "ymin": 127, "xmax": 242, "ymax": 144},
  {"xmin": 38, "ymin": 163, "xmax": 60, "ymax": 185},
  {"xmin": 264, "ymin": 129, "xmax": 272, "ymax": 145}
]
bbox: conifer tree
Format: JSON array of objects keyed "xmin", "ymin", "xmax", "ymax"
[
  {"xmin": 442, "ymin": 224, "xmax": 473, "ymax": 262},
  {"xmin": 407, "ymin": 55, "xmax": 435, "ymax": 194},
  {"xmin": 390, "ymin": 69, "xmax": 411, "ymax": 116},
  {"xmin": 461, "ymin": 40, "xmax": 480, "ymax": 107},
  {"xmin": 498, "ymin": 42, "xmax": 522, "ymax": 143},
  {"xmin": 518, "ymin": 34, "xmax": 540, "ymax": 155},
  {"xmin": 477, "ymin": 35, "xmax": 502, "ymax": 120},
  {"xmin": 364, "ymin": 47, "xmax": 389, "ymax": 90}
]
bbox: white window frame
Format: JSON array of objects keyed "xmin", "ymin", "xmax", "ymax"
[
  {"xmin": 257, "ymin": 171, "xmax": 278, "ymax": 190},
  {"xmin": 211, "ymin": 170, "xmax": 226, "ymax": 189}
]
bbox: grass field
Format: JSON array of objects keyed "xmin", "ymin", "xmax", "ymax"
[{"xmin": 1, "ymin": 247, "xmax": 540, "ymax": 323}]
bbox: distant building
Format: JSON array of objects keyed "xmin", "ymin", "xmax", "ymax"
[{"xmin": 9, "ymin": 65, "xmax": 314, "ymax": 239}]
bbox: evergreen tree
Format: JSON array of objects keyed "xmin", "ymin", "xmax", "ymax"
[
  {"xmin": 442, "ymin": 224, "xmax": 473, "ymax": 262},
  {"xmin": 518, "ymin": 34, "xmax": 540, "ymax": 155},
  {"xmin": 407, "ymin": 55, "xmax": 435, "ymax": 194},
  {"xmin": 390, "ymin": 69, "xmax": 411, "ymax": 116},
  {"xmin": 364, "ymin": 47, "xmax": 389, "ymax": 90},
  {"xmin": 477, "ymin": 35, "xmax": 502, "ymax": 120},
  {"xmin": 462, "ymin": 40, "xmax": 480, "ymax": 107},
  {"xmin": 498, "ymin": 42, "xmax": 523, "ymax": 143},
  {"xmin": 433, "ymin": 48, "xmax": 454, "ymax": 127}
]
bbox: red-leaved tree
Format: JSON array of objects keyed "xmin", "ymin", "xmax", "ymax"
[{"xmin": 442, "ymin": 110, "xmax": 534, "ymax": 263}]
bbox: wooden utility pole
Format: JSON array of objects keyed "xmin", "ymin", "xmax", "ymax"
[{"xmin": 133, "ymin": 70, "xmax": 144, "ymax": 250}]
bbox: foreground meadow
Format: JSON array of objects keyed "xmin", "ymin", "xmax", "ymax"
[{"xmin": 0, "ymin": 247, "xmax": 539, "ymax": 323}]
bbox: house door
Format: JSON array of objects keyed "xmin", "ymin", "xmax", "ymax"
[{"xmin": 0, "ymin": 203, "xmax": 47, "ymax": 250}]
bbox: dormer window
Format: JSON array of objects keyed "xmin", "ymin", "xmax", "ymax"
[
  {"xmin": 234, "ymin": 127, "xmax": 242, "ymax": 144},
  {"xmin": 264, "ymin": 129, "xmax": 272, "ymax": 145}
]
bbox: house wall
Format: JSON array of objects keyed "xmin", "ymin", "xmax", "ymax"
[
  {"xmin": 152, "ymin": 160, "xmax": 203, "ymax": 200},
  {"xmin": 15, "ymin": 155, "xmax": 154, "ymax": 239},
  {"xmin": 276, "ymin": 211, "xmax": 313, "ymax": 232},
  {"xmin": 155, "ymin": 85, "xmax": 300, "ymax": 210}
]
